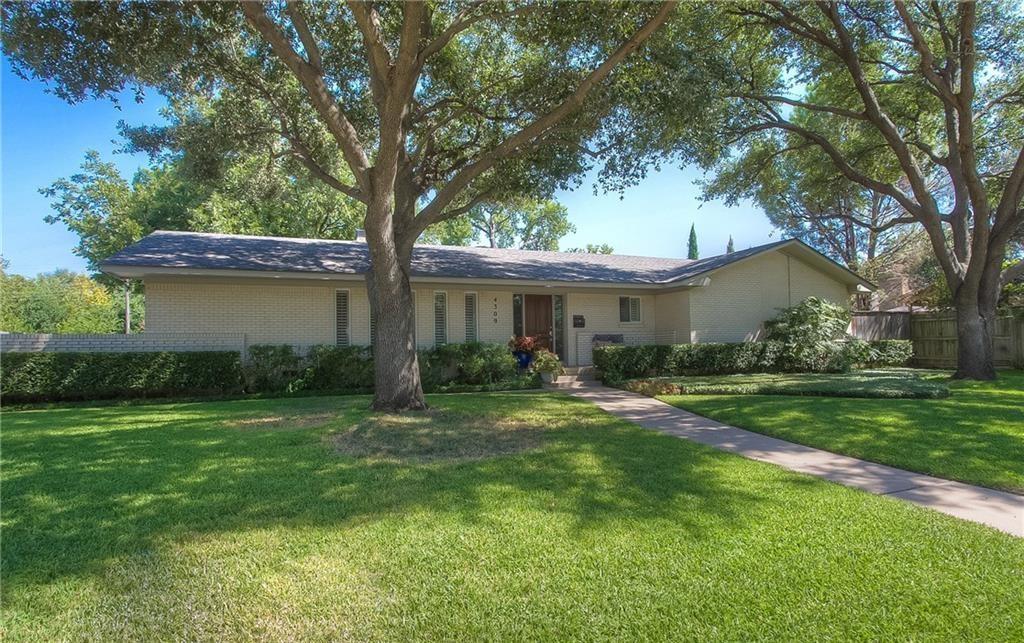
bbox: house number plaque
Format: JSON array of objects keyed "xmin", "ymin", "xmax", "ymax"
[{"xmin": 493, "ymin": 297, "xmax": 500, "ymax": 324}]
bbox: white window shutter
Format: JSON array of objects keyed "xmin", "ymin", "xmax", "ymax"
[
  {"xmin": 336, "ymin": 291, "xmax": 350, "ymax": 346},
  {"xmin": 464, "ymin": 293, "xmax": 478, "ymax": 342},
  {"xmin": 434, "ymin": 292, "xmax": 447, "ymax": 346}
]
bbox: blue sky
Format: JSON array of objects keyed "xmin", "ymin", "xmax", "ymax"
[{"xmin": 1, "ymin": 58, "xmax": 777, "ymax": 277}]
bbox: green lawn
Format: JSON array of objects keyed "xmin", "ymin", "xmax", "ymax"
[
  {"xmin": 660, "ymin": 370, "xmax": 1024, "ymax": 494},
  {"xmin": 623, "ymin": 368, "xmax": 950, "ymax": 399},
  {"xmin": 3, "ymin": 393, "xmax": 1022, "ymax": 640}
]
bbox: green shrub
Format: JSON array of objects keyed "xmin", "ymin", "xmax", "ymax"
[
  {"xmin": 243, "ymin": 344, "xmax": 303, "ymax": 392},
  {"xmin": 595, "ymin": 342, "xmax": 783, "ymax": 381},
  {"xmin": 292, "ymin": 345, "xmax": 374, "ymax": 392},
  {"xmin": 669, "ymin": 342, "xmax": 784, "ymax": 374},
  {"xmin": 1, "ymin": 351, "xmax": 242, "ymax": 403},
  {"xmin": 420, "ymin": 342, "xmax": 518, "ymax": 387},
  {"xmin": 764, "ymin": 297, "xmax": 851, "ymax": 344},
  {"xmin": 861, "ymin": 340, "xmax": 914, "ymax": 367},
  {"xmin": 592, "ymin": 345, "xmax": 673, "ymax": 382},
  {"xmin": 593, "ymin": 337, "xmax": 912, "ymax": 383},
  {"xmin": 763, "ymin": 297, "xmax": 854, "ymax": 372},
  {"xmin": 530, "ymin": 349, "xmax": 564, "ymax": 376}
]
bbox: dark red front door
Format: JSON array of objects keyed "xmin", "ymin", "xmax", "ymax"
[{"xmin": 524, "ymin": 294, "xmax": 553, "ymax": 351}]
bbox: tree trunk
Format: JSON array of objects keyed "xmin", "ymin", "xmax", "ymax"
[
  {"xmin": 365, "ymin": 203, "xmax": 427, "ymax": 411},
  {"xmin": 952, "ymin": 293, "xmax": 997, "ymax": 381}
]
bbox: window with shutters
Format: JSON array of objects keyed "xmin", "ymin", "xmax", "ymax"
[
  {"xmin": 618, "ymin": 296, "xmax": 641, "ymax": 323},
  {"xmin": 433, "ymin": 292, "xmax": 447, "ymax": 346},
  {"xmin": 335, "ymin": 290, "xmax": 350, "ymax": 346},
  {"xmin": 464, "ymin": 292, "xmax": 478, "ymax": 342}
]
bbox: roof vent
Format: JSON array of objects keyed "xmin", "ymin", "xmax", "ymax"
[{"xmin": 355, "ymin": 229, "xmax": 366, "ymax": 241}]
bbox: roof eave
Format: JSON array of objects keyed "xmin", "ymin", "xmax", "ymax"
[{"xmin": 99, "ymin": 263, "xmax": 676, "ymax": 290}]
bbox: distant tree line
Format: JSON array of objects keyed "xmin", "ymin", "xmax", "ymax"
[{"xmin": 1, "ymin": 262, "xmax": 142, "ymax": 334}]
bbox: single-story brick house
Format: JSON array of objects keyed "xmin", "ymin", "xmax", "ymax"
[{"xmin": 101, "ymin": 231, "xmax": 873, "ymax": 366}]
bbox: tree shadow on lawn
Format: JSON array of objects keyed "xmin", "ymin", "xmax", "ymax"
[{"xmin": 1, "ymin": 393, "xmax": 779, "ymax": 591}]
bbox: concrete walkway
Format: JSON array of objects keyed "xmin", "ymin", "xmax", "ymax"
[{"xmin": 568, "ymin": 386, "xmax": 1024, "ymax": 537}]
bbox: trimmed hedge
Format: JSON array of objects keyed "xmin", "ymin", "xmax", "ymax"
[
  {"xmin": 1, "ymin": 351, "xmax": 243, "ymax": 403},
  {"xmin": 593, "ymin": 339, "xmax": 914, "ymax": 382},
  {"xmin": 2, "ymin": 342, "xmax": 538, "ymax": 404},
  {"xmin": 248, "ymin": 342, "xmax": 529, "ymax": 395},
  {"xmin": 291, "ymin": 345, "xmax": 375, "ymax": 392},
  {"xmin": 420, "ymin": 342, "xmax": 519, "ymax": 387}
]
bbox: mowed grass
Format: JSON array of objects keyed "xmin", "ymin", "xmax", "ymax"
[
  {"xmin": 3, "ymin": 393, "xmax": 1023, "ymax": 640},
  {"xmin": 661, "ymin": 370, "xmax": 1024, "ymax": 493}
]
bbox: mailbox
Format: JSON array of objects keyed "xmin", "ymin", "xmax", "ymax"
[{"xmin": 572, "ymin": 314, "xmax": 585, "ymax": 328}]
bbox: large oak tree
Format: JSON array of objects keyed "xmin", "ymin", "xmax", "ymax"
[
  {"xmin": 709, "ymin": 1, "xmax": 1024, "ymax": 379},
  {"xmin": 4, "ymin": 0, "xmax": 721, "ymax": 409}
]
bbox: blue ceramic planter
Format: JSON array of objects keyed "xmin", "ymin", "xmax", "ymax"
[{"xmin": 513, "ymin": 350, "xmax": 533, "ymax": 370}]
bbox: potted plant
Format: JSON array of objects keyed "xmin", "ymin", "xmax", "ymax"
[
  {"xmin": 531, "ymin": 349, "xmax": 564, "ymax": 383},
  {"xmin": 508, "ymin": 335, "xmax": 537, "ymax": 369}
]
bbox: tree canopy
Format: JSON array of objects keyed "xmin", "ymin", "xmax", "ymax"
[
  {"xmin": 420, "ymin": 198, "xmax": 576, "ymax": 250},
  {"xmin": 0, "ymin": 265, "xmax": 141, "ymax": 333},
  {"xmin": 3, "ymin": 0, "xmax": 724, "ymax": 408},
  {"xmin": 699, "ymin": 0, "xmax": 1024, "ymax": 378},
  {"xmin": 43, "ymin": 149, "xmax": 363, "ymax": 277}
]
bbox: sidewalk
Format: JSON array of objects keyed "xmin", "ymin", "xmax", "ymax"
[{"xmin": 568, "ymin": 386, "xmax": 1024, "ymax": 537}]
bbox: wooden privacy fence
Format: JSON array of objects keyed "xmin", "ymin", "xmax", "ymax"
[
  {"xmin": 849, "ymin": 312, "xmax": 911, "ymax": 340},
  {"xmin": 850, "ymin": 310, "xmax": 1024, "ymax": 368}
]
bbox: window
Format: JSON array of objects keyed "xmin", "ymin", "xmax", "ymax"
[
  {"xmin": 434, "ymin": 291, "xmax": 448, "ymax": 346},
  {"xmin": 553, "ymin": 294, "xmax": 565, "ymax": 361},
  {"xmin": 464, "ymin": 292, "xmax": 478, "ymax": 342},
  {"xmin": 619, "ymin": 296, "xmax": 641, "ymax": 323},
  {"xmin": 512, "ymin": 294, "xmax": 524, "ymax": 337},
  {"xmin": 335, "ymin": 290, "xmax": 350, "ymax": 346}
]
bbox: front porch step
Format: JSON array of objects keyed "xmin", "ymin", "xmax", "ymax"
[
  {"xmin": 561, "ymin": 366, "xmax": 597, "ymax": 380},
  {"xmin": 543, "ymin": 370, "xmax": 600, "ymax": 390},
  {"xmin": 543, "ymin": 379, "xmax": 600, "ymax": 390}
]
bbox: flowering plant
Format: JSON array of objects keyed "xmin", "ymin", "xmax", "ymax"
[
  {"xmin": 508, "ymin": 335, "xmax": 537, "ymax": 353},
  {"xmin": 531, "ymin": 349, "xmax": 564, "ymax": 375}
]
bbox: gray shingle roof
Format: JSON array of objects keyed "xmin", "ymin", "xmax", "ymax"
[{"xmin": 101, "ymin": 230, "xmax": 849, "ymax": 286}]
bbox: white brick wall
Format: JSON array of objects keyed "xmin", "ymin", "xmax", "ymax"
[
  {"xmin": 789, "ymin": 255, "xmax": 850, "ymax": 304},
  {"xmin": 147, "ymin": 279, "xmax": 340, "ymax": 351},
  {"xmin": 146, "ymin": 279, "xmax": 520, "ymax": 353},
  {"xmin": 140, "ymin": 248, "xmax": 854, "ymax": 364},
  {"xmin": 687, "ymin": 251, "xmax": 850, "ymax": 343},
  {"xmin": 654, "ymin": 290, "xmax": 691, "ymax": 342},
  {"xmin": 565, "ymin": 292, "xmax": 660, "ymax": 365}
]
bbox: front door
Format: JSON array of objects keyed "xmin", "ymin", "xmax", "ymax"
[{"xmin": 524, "ymin": 294, "xmax": 553, "ymax": 351}]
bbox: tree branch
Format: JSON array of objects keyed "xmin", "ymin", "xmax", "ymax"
[
  {"xmin": 418, "ymin": 4, "xmax": 533, "ymax": 64},
  {"xmin": 733, "ymin": 92, "xmax": 867, "ymax": 120},
  {"xmin": 411, "ymin": 1, "xmax": 677, "ymax": 237},
  {"xmin": 285, "ymin": 1, "xmax": 322, "ymax": 72},
  {"xmin": 241, "ymin": 1, "xmax": 371, "ymax": 191},
  {"xmin": 894, "ymin": 1, "xmax": 958, "ymax": 103},
  {"xmin": 346, "ymin": 0, "xmax": 392, "ymax": 105}
]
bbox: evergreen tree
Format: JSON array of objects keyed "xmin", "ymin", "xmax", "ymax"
[
  {"xmin": 687, "ymin": 224, "xmax": 699, "ymax": 259},
  {"xmin": 726, "ymin": 236, "xmax": 735, "ymax": 254}
]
